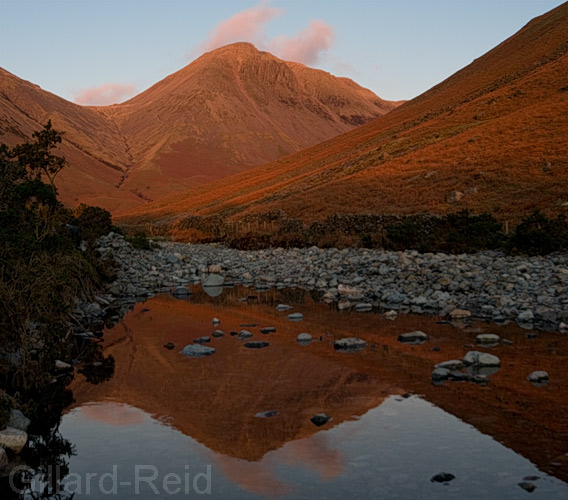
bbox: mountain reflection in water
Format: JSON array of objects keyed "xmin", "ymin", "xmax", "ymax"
[{"xmin": 61, "ymin": 286, "xmax": 568, "ymax": 499}]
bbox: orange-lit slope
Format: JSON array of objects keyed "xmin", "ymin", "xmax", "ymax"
[
  {"xmin": 0, "ymin": 68, "xmax": 141, "ymax": 212},
  {"xmin": 103, "ymin": 42, "xmax": 398, "ymax": 201},
  {"xmin": 1, "ymin": 43, "xmax": 398, "ymax": 211},
  {"xmin": 121, "ymin": 3, "xmax": 568, "ymax": 224}
]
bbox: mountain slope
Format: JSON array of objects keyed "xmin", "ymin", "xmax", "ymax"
[
  {"xmin": 0, "ymin": 43, "xmax": 398, "ymax": 211},
  {"xmin": 120, "ymin": 3, "xmax": 568, "ymax": 225},
  {"xmin": 0, "ymin": 67, "xmax": 142, "ymax": 211}
]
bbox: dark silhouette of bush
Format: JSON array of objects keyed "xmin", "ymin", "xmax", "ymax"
[
  {"xmin": 74, "ymin": 203, "xmax": 112, "ymax": 243},
  {"xmin": 510, "ymin": 211, "xmax": 568, "ymax": 255}
]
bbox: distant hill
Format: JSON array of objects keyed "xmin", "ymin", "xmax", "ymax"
[
  {"xmin": 120, "ymin": 3, "xmax": 568, "ymax": 226},
  {"xmin": 0, "ymin": 43, "xmax": 398, "ymax": 212}
]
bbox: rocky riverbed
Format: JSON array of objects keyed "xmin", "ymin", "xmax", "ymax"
[{"xmin": 87, "ymin": 232, "xmax": 568, "ymax": 332}]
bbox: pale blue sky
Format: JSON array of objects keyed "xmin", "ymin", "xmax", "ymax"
[{"xmin": 0, "ymin": 0, "xmax": 564, "ymax": 103}]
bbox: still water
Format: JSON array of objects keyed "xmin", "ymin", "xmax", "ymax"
[{"xmin": 30, "ymin": 287, "xmax": 568, "ymax": 498}]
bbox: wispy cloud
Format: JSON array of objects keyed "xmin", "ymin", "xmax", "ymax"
[
  {"xmin": 191, "ymin": 1, "xmax": 336, "ymax": 66},
  {"xmin": 268, "ymin": 20, "xmax": 335, "ymax": 65},
  {"xmin": 74, "ymin": 83, "xmax": 137, "ymax": 106},
  {"xmin": 198, "ymin": 1, "xmax": 283, "ymax": 54}
]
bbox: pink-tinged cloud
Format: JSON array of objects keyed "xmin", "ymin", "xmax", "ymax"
[
  {"xmin": 200, "ymin": 1, "xmax": 283, "ymax": 53},
  {"xmin": 268, "ymin": 20, "xmax": 335, "ymax": 65},
  {"xmin": 74, "ymin": 83, "xmax": 137, "ymax": 106}
]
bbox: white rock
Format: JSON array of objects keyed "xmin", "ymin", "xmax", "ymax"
[
  {"xmin": 338, "ymin": 300, "xmax": 352, "ymax": 310},
  {"xmin": 527, "ymin": 371, "xmax": 549, "ymax": 383},
  {"xmin": 55, "ymin": 360, "xmax": 72, "ymax": 371},
  {"xmin": 296, "ymin": 333, "xmax": 312, "ymax": 344},
  {"xmin": 476, "ymin": 334, "xmax": 500, "ymax": 344},
  {"xmin": 287, "ymin": 312, "xmax": 304, "ymax": 321},
  {"xmin": 449, "ymin": 308, "xmax": 471, "ymax": 320},
  {"xmin": 463, "ymin": 351, "xmax": 501, "ymax": 367},
  {"xmin": 334, "ymin": 337, "xmax": 367, "ymax": 350},
  {"xmin": 0, "ymin": 427, "xmax": 28, "ymax": 453},
  {"xmin": 384, "ymin": 310, "xmax": 398, "ymax": 320},
  {"xmin": 398, "ymin": 331, "xmax": 429, "ymax": 343}
]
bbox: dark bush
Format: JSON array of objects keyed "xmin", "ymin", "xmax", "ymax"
[
  {"xmin": 74, "ymin": 204, "xmax": 112, "ymax": 243},
  {"xmin": 127, "ymin": 231, "xmax": 153, "ymax": 250},
  {"xmin": 510, "ymin": 211, "xmax": 568, "ymax": 255}
]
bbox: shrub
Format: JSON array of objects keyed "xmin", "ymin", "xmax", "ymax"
[
  {"xmin": 74, "ymin": 204, "xmax": 112, "ymax": 243},
  {"xmin": 510, "ymin": 211, "xmax": 568, "ymax": 255},
  {"xmin": 127, "ymin": 231, "xmax": 153, "ymax": 250}
]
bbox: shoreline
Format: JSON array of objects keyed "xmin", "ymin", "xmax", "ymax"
[{"xmin": 89, "ymin": 232, "xmax": 568, "ymax": 333}]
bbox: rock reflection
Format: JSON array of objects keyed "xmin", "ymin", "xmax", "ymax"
[{"xmin": 69, "ymin": 286, "xmax": 568, "ymax": 485}]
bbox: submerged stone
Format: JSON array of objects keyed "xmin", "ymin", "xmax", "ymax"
[
  {"xmin": 431, "ymin": 473, "xmax": 455, "ymax": 483},
  {"xmin": 255, "ymin": 410, "xmax": 279, "ymax": 418},
  {"xmin": 244, "ymin": 341, "xmax": 270, "ymax": 349},
  {"xmin": 193, "ymin": 336, "xmax": 210, "ymax": 344},
  {"xmin": 238, "ymin": 330, "xmax": 253, "ymax": 340},
  {"xmin": 180, "ymin": 344, "xmax": 216, "ymax": 358},
  {"xmin": 260, "ymin": 327, "xmax": 276, "ymax": 334},
  {"xmin": 476, "ymin": 333, "xmax": 500, "ymax": 344}
]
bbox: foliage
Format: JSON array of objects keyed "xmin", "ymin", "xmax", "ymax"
[
  {"xmin": 74, "ymin": 203, "xmax": 112, "ymax": 243},
  {"xmin": 126, "ymin": 230, "xmax": 153, "ymax": 250},
  {"xmin": 0, "ymin": 123, "xmax": 104, "ymax": 399},
  {"xmin": 509, "ymin": 211, "xmax": 568, "ymax": 255},
  {"xmin": 383, "ymin": 211, "xmax": 505, "ymax": 253}
]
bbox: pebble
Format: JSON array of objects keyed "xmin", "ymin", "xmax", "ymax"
[
  {"xmin": 296, "ymin": 333, "xmax": 312, "ymax": 344},
  {"xmin": 310, "ymin": 413, "xmax": 331, "ymax": 426},
  {"xmin": 287, "ymin": 312, "xmax": 304, "ymax": 321}
]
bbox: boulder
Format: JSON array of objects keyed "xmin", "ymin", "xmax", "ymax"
[
  {"xmin": 435, "ymin": 360, "xmax": 465, "ymax": 371},
  {"xmin": 193, "ymin": 336, "xmax": 210, "ymax": 344},
  {"xmin": 237, "ymin": 330, "xmax": 253, "ymax": 340},
  {"xmin": 527, "ymin": 371, "xmax": 549, "ymax": 383},
  {"xmin": 431, "ymin": 368, "xmax": 450, "ymax": 381},
  {"xmin": 463, "ymin": 351, "xmax": 501, "ymax": 367},
  {"xmin": 0, "ymin": 427, "xmax": 28, "ymax": 453},
  {"xmin": 334, "ymin": 337, "xmax": 367, "ymax": 351},
  {"xmin": 449, "ymin": 308, "xmax": 471, "ymax": 320},
  {"xmin": 287, "ymin": 312, "xmax": 304, "ymax": 321},
  {"xmin": 296, "ymin": 333, "xmax": 312, "ymax": 344},
  {"xmin": 7, "ymin": 410, "xmax": 30, "ymax": 432},
  {"xmin": 310, "ymin": 413, "xmax": 331, "ymax": 427},
  {"xmin": 476, "ymin": 334, "xmax": 500, "ymax": 344},
  {"xmin": 244, "ymin": 341, "xmax": 270, "ymax": 349},
  {"xmin": 180, "ymin": 344, "xmax": 216, "ymax": 358},
  {"xmin": 398, "ymin": 331, "xmax": 429, "ymax": 343},
  {"xmin": 172, "ymin": 286, "xmax": 190, "ymax": 296},
  {"xmin": 203, "ymin": 273, "xmax": 224, "ymax": 288},
  {"xmin": 518, "ymin": 310, "xmax": 535, "ymax": 322},
  {"xmin": 384, "ymin": 310, "xmax": 398, "ymax": 320}
]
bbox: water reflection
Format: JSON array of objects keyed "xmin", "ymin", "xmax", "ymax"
[{"xmin": 45, "ymin": 286, "xmax": 568, "ymax": 497}]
